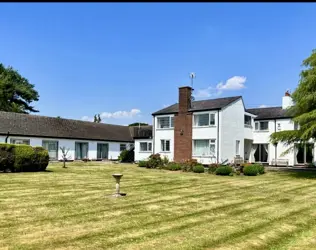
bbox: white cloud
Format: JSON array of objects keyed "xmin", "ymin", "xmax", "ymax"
[
  {"xmin": 100, "ymin": 109, "xmax": 141, "ymax": 119},
  {"xmin": 81, "ymin": 109, "xmax": 141, "ymax": 122},
  {"xmin": 81, "ymin": 116, "xmax": 94, "ymax": 122},
  {"xmin": 194, "ymin": 76, "xmax": 247, "ymax": 99},
  {"xmin": 216, "ymin": 76, "xmax": 246, "ymax": 90},
  {"xmin": 259, "ymin": 105, "xmax": 268, "ymax": 108}
]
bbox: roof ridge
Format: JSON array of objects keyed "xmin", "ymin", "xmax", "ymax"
[{"xmin": 0, "ymin": 111, "xmax": 129, "ymax": 127}]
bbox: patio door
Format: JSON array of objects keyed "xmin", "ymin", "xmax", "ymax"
[
  {"xmin": 254, "ymin": 144, "xmax": 269, "ymax": 163},
  {"xmin": 75, "ymin": 142, "xmax": 88, "ymax": 160},
  {"xmin": 295, "ymin": 143, "xmax": 314, "ymax": 164},
  {"xmin": 97, "ymin": 143, "xmax": 108, "ymax": 159},
  {"xmin": 42, "ymin": 140, "xmax": 58, "ymax": 160}
]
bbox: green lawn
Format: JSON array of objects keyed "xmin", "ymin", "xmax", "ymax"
[{"xmin": 2, "ymin": 163, "xmax": 316, "ymax": 250}]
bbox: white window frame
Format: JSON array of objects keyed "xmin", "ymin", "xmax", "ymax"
[
  {"xmin": 254, "ymin": 121, "xmax": 269, "ymax": 132},
  {"xmin": 10, "ymin": 138, "xmax": 30, "ymax": 145},
  {"xmin": 192, "ymin": 139, "xmax": 216, "ymax": 157},
  {"xmin": 193, "ymin": 112, "xmax": 217, "ymax": 128},
  {"xmin": 161, "ymin": 140, "xmax": 170, "ymax": 152},
  {"xmin": 157, "ymin": 116, "xmax": 174, "ymax": 129},
  {"xmin": 139, "ymin": 142, "xmax": 152, "ymax": 152},
  {"xmin": 236, "ymin": 140, "xmax": 240, "ymax": 156}
]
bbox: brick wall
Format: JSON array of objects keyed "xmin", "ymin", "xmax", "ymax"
[{"xmin": 174, "ymin": 86, "xmax": 193, "ymax": 162}]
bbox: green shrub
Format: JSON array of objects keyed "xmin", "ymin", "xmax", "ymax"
[
  {"xmin": 162, "ymin": 156, "xmax": 169, "ymax": 165},
  {"xmin": 33, "ymin": 147, "xmax": 49, "ymax": 171},
  {"xmin": 257, "ymin": 164, "xmax": 265, "ymax": 174},
  {"xmin": 165, "ymin": 162, "xmax": 182, "ymax": 171},
  {"xmin": 215, "ymin": 166, "xmax": 233, "ymax": 176},
  {"xmin": 0, "ymin": 143, "xmax": 49, "ymax": 172},
  {"xmin": 243, "ymin": 165, "xmax": 259, "ymax": 176},
  {"xmin": 181, "ymin": 159, "xmax": 199, "ymax": 172},
  {"xmin": 14, "ymin": 145, "xmax": 35, "ymax": 172},
  {"xmin": 138, "ymin": 160, "xmax": 149, "ymax": 168},
  {"xmin": 118, "ymin": 149, "xmax": 134, "ymax": 163},
  {"xmin": 0, "ymin": 143, "xmax": 15, "ymax": 172},
  {"xmin": 208, "ymin": 163, "xmax": 219, "ymax": 174},
  {"xmin": 147, "ymin": 154, "xmax": 163, "ymax": 168},
  {"xmin": 193, "ymin": 164, "xmax": 205, "ymax": 173},
  {"xmin": 236, "ymin": 170, "xmax": 241, "ymax": 175}
]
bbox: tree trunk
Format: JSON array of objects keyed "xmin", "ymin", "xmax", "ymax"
[{"xmin": 63, "ymin": 158, "xmax": 66, "ymax": 168}]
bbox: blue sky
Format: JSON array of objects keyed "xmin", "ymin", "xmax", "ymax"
[{"xmin": 0, "ymin": 3, "xmax": 315, "ymax": 125}]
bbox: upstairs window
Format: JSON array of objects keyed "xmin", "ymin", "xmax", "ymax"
[
  {"xmin": 193, "ymin": 113, "xmax": 216, "ymax": 127},
  {"xmin": 244, "ymin": 115, "xmax": 252, "ymax": 126},
  {"xmin": 255, "ymin": 121, "xmax": 269, "ymax": 131},
  {"xmin": 157, "ymin": 116, "xmax": 174, "ymax": 129},
  {"xmin": 10, "ymin": 139, "xmax": 30, "ymax": 145}
]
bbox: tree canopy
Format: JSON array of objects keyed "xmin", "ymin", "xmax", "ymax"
[
  {"xmin": 0, "ymin": 63, "xmax": 39, "ymax": 113},
  {"xmin": 94, "ymin": 114, "xmax": 101, "ymax": 123},
  {"xmin": 270, "ymin": 49, "xmax": 316, "ymax": 146},
  {"xmin": 128, "ymin": 122, "xmax": 149, "ymax": 127}
]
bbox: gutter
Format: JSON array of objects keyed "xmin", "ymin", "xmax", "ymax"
[{"xmin": 274, "ymin": 119, "xmax": 277, "ymax": 167}]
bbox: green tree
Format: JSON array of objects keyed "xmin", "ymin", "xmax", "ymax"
[
  {"xmin": 93, "ymin": 114, "xmax": 102, "ymax": 123},
  {"xmin": 128, "ymin": 122, "xmax": 149, "ymax": 127},
  {"xmin": 270, "ymin": 49, "xmax": 316, "ymax": 151},
  {"xmin": 0, "ymin": 63, "xmax": 39, "ymax": 113}
]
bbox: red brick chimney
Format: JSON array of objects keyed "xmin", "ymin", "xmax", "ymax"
[{"xmin": 174, "ymin": 86, "xmax": 193, "ymax": 162}]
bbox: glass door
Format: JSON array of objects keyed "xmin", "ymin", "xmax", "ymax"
[
  {"xmin": 97, "ymin": 143, "xmax": 108, "ymax": 159},
  {"xmin": 75, "ymin": 142, "xmax": 89, "ymax": 160}
]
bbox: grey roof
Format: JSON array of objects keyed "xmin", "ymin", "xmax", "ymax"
[
  {"xmin": 129, "ymin": 125, "xmax": 152, "ymax": 139},
  {"xmin": 0, "ymin": 111, "xmax": 133, "ymax": 142},
  {"xmin": 152, "ymin": 96, "xmax": 242, "ymax": 115},
  {"xmin": 246, "ymin": 107, "xmax": 293, "ymax": 120}
]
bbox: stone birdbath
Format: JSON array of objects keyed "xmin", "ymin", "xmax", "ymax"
[{"xmin": 112, "ymin": 173, "xmax": 126, "ymax": 197}]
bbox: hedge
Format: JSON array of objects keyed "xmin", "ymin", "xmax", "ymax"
[{"xmin": 0, "ymin": 143, "xmax": 49, "ymax": 172}]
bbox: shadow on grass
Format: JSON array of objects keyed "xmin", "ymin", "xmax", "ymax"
[{"xmin": 282, "ymin": 171, "xmax": 316, "ymax": 179}]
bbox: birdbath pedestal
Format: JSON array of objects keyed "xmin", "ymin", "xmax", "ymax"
[{"xmin": 112, "ymin": 174, "xmax": 124, "ymax": 197}]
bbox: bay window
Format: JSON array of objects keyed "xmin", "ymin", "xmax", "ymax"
[{"xmin": 193, "ymin": 139, "xmax": 216, "ymax": 156}]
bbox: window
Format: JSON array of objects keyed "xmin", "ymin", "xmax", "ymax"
[
  {"xmin": 42, "ymin": 140, "xmax": 58, "ymax": 160},
  {"xmin": 255, "ymin": 121, "xmax": 269, "ymax": 131},
  {"xmin": 10, "ymin": 139, "xmax": 30, "ymax": 145},
  {"xmin": 194, "ymin": 113, "xmax": 216, "ymax": 127},
  {"xmin": 75, "ymin": 142, "xmax": 88, "ymax": 160},
  {"xmin": 277, "ymin": 123, "xmax": 281, "ymax": 131},
  {"xmin": 120, "ymin": 144, "xmax": 127, "ymax": 151},
  {"xmin": 294, "ymin": 122, "xmax": 299, "ymax": 130},
  {"xmin": 236, "ymin": 140, "xmax": 240, "ymax": 155},
  {"xmin": 244, "ymin": 115, "xmax": 252, "ymax": 126},
  {"xmin": 97, "ymin": 143, "xmax": 108, "ymax": 159},
  {"xmin": 157, "ymin": 116, "xmax": 174, "ymax": 129},
  {"xmin": 129, "ymin": 143, "xmax": 134, "ymax": 149},
  {"xmin": 140, "ymin": 142, "xmax": 152, "ymax": 152},
  {"xmin": 161, "ymin": 140, "xmax": 170, "ymax": 152},
  {"xmin": 193, "ymin": 139, "xmax": 216, "ymax": 156}
]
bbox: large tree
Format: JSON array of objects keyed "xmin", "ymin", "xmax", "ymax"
[
  {"xmin": 0, "ymin": 63, "xmax": 39, "ymax": 113},
  {"xmin": 270, "ymin": 49, "xmax": 316, "ymax": 149}
]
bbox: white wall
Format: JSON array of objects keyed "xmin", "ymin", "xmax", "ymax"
[
  {"xmin": 252, "ymin": 118, "xmax": 296, "ymax": 165},
  {"xmin": 153, "ymin": 114, "xmax": 174, "ymax": 161},
  {"xmin": 0, "ymin": 135, "xmax": 130, "ymax": 161},
  {"xmin": 192, "ymin": 110, "xmax": 219, "ymax": 165},
  {"xmin": 220, "ymin": 98, "xmax": 245, "ymax": 164},
  {"xmin": 134, "ymin": 139, "xmax": 153, "ymax": 161}
]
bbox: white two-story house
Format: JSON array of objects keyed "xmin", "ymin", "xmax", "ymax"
[{"xmin": 134, "ymin": 86, "xmax": 315, "ymax": 166}]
